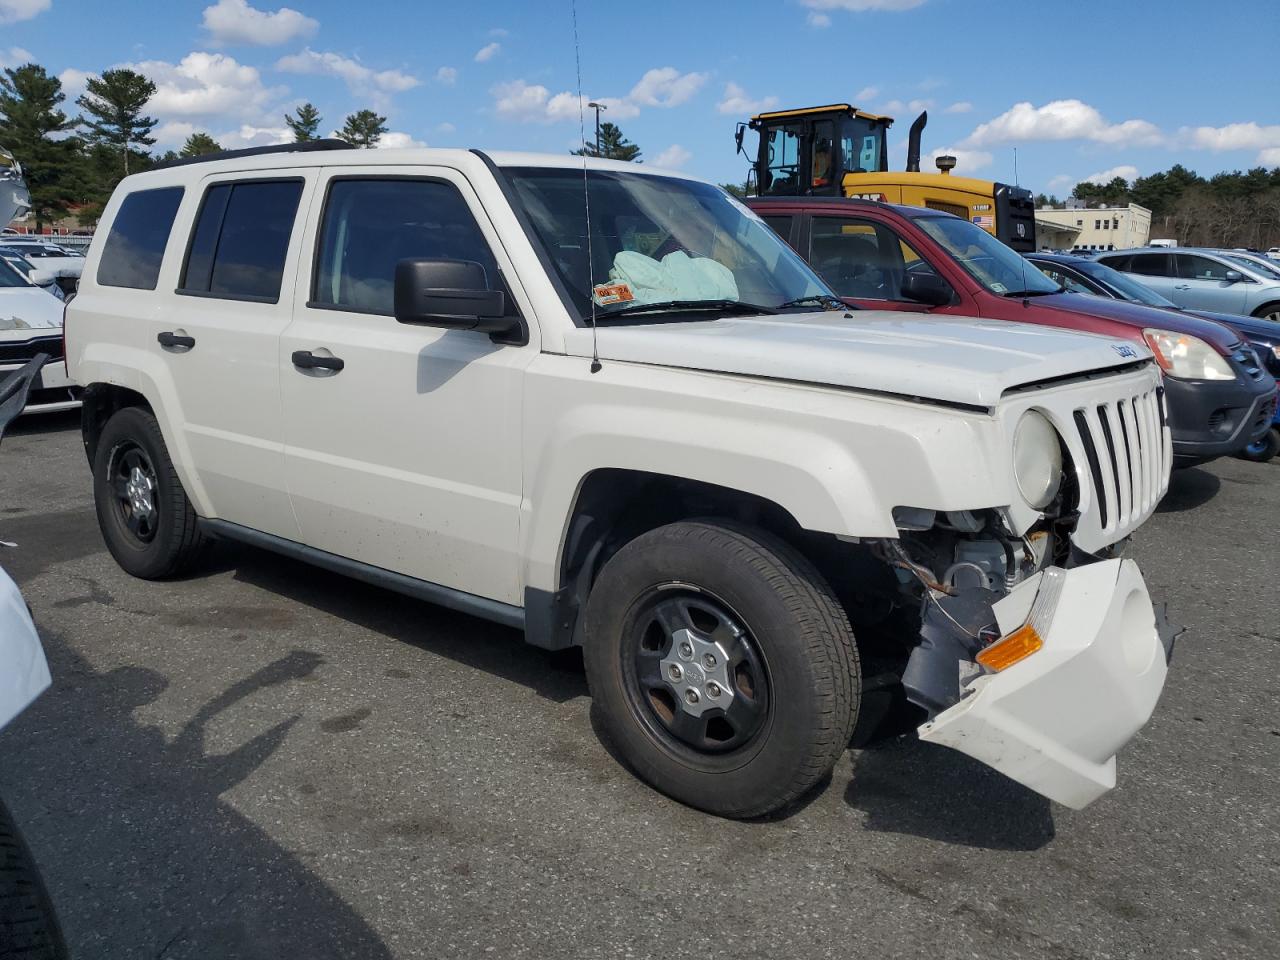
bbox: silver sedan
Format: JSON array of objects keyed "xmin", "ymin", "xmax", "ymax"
[{"xmin": 1096, "ymin": 247, "xmax": 1280, "ymax": 322}]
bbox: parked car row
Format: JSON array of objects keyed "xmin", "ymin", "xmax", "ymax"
[
  {"xmin": 747, "ymin": 196, "xmax": 1277, "ymax": 466},
  {"xmin": 1094, "ymin": 247, "xmax": 1280, "ymax": 322}
]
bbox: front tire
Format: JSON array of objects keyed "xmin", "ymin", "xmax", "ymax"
[
  {"xmin": 1252, "ymin": 302, "xmax": 1280, "ymax": 323},
  {"xmin": 583, "ymin": 521, "xmax": 860, "ymax": 818},
  {"xmin": 92, "ymin": 406, "xmax": 205, "ymax": 579},
  {"xmin": 1237, "ymin": 427, "xmax": 1280, "ymax": 463},
  {"xmin": 0, "ymin": 797, "xmax": 68, "ymax": 959}
]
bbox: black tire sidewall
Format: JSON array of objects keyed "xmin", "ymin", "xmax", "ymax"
[
  {"xmin": 93, "ymin": 407, "xmax": 191, "ymax": 579},
  {"xmin": 584, "ymin": 522, "xmax": 857, "ymax": 817},
  {"xmin": 1239, "ymin": 428, "xmax": 1280, "ymax": 463}
]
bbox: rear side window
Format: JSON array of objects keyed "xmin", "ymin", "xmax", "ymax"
[
  {"xmin": 97, "ymin": 187, "xmax": 184, "ymax": 289},
  {"xmin": 180, "ymin": 179, "xmax": 303, "ymax": 302},
  {"xmin": 761, "ymin": 215, "xmax": 795, "ymax": 248},
  {"xmin": 311, "ymin": 178, "xmax": 501, "ymax": 315},
  {"xmin": 1128, "ymin": 253, "xmax": 1171, "ymax": 277}
]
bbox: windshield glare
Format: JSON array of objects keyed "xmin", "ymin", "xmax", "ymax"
[
  {"xmin": 505, "ymin": 167, "xmax": 833, "ymax": 320},
  {"xmin": 1078, "ymin": 260, "xmax": 1174, "ymax": 306},
  {"xmin": 915, "ymin": 216, "xmax": 1060, "ymax": 295}
]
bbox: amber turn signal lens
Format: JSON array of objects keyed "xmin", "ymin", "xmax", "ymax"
[{"xmin": 976, "ymin": 623, "xmax": 1043, "ymax": 672}]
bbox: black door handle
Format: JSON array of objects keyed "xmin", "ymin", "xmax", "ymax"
[
  {"xmin": 291, "ymin": 350, "xmax": 344, "ymax": 372},
  {"xmin": 157, "ymin": 331, "xmax": 195, "ymax": 349}
]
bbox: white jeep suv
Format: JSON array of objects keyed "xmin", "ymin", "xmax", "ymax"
[{"xmin": 65, "ymin": 143, "xmax": 1173, "ymax": 818}]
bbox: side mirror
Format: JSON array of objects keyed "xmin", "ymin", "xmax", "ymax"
[
  {"xmin": 734, "ymin": 123, "xmax": 746, "ymax": 157},
  {"xmin": 393, "ymin": 258, "xmax": 512, "ymax": 334},
  {"xmin": 900, "ymin": 270, "xmax": 954, "ymax": 306},
  {"xmin": 1224, "ymin": 269, "xmax": 1244, "ymax": 283},
  {"xmin": 28, "ymin": 268, "xmax": 54, "ymax": 287}
]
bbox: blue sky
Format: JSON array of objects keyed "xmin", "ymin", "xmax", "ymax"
[{"xmin": 2, "ymin": 0, "xmax": 1279, "ymax": 194}]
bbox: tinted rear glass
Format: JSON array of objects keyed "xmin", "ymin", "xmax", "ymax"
[
  {"xmin": 180, "ymin": 179, "xmax": 302, "ymax": 301},
  {"xmin": 97, "ymin": 187, "xmax": 184, "ymax": 289}
]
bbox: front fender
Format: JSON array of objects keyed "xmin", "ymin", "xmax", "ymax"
[{"xmin": 520, "ymin": 356, "xmax": 1006, "ymax": 593}]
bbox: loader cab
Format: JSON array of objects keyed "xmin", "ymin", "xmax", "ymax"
[{"xmin": 745, "ymin": 105, "xmax": 892, "ymax": 197}]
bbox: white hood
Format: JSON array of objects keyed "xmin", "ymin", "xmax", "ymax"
[
  {"xmin": 562, "ymin": 310, "xmax": 1151, "ymax": 408},
  {"xmin": 0, "ymin": 286, "xmax": 64, "ymax": 338}
]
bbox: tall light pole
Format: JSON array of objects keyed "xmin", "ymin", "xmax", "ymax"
[{"xmin": 587, "ymin": 101, "xmax": 606, "ymax": 157}]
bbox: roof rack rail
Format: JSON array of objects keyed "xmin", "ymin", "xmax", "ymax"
[{"xmin": 150, "ymin": 138, "xmax": 353, "ymax": 171}]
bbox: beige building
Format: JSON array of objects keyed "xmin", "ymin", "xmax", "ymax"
[{"xmin": 1035, "ymin": 203, "xmax": 1151, "ymax": 252}]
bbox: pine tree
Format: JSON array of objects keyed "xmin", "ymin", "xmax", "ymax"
[
  {"xmin": 77, "ymin": 68, "xmax": 157, "ymax": 175},
  {"xmin": 572, "ymin": 122, "xmax": 641, "ymax": 162},
  {"xmin": 336, "ymin": 109, "xmax": 387, "ymax": 149},
  {"xmin": 180, "ymin": 132, "xmax": 222, "ymax": 157},
  {"xmin": 0, "ymin": 63, "xmax": 82, "ymax": 228},
  {"xmin": 285, "ymin": 102, "xmax": 321, "ymax": 142}
]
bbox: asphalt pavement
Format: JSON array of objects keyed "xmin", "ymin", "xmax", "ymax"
[{"xmin": 1, "ymin": 411, "xmax": 1276, "ymax": 959}]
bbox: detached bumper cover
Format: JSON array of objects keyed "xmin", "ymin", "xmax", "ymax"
[{"xmin": 917, "ymin": 559, "xmax": 1167, "ymax": 810}]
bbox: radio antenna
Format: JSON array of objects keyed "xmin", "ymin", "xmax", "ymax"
[{"xmin": 570, "ymin": 0, "xmax": 601, "ymax": 373}]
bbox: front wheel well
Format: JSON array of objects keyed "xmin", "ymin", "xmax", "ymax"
[
  {"xmin": 1252, "ymin": 301, "xmax": 1280, "ymax": 320},
  {"xmin": 531, "ymin": 469, "xmax": 899, "ymax": 652},
  {"xmin": 80, "ymin": 383, "xmax": 153, "ymax": 466}
]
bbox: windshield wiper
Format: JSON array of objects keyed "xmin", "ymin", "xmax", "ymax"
[
  {"xmin": 596, "ymin": 298, "xmax": 778, "ymax": 320},
  {"xmin": 776, "ymin": 294, "xmax": 848, "ymax": 311},
  {"xmin": 1001, "ymin": 287, "xmax": 1062, "ymax": 298}
]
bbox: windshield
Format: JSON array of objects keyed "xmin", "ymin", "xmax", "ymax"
[
  {"xmin": 914, "ymin": 216, "xmax": 1060, "ymax": 296},
  {"xmin": 1226, "ymin": 253, "xmax": 1280, "ymax": 280},
  {"xmin": 10, "ymin": 245, "xmax": 66, "ymax": 259},
  {"xmin": 0, "ymin": 258, "xmax": 30, "ymax": 288},
  {"xmin": 504, "ymin": 167, "xmax": 833, "ymax": 321},
  {"xmin": 1077, "ymin": 260, "xmax": 1175, "ymax": 307}
]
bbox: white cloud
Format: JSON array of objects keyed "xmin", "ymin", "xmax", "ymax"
[
  {"xmin": 130, "ymin": 52, "xmax": 284, "ymax": 121},
  {"xmin": 944, "ymin": 100, "xmax": 972, "ymax": 114},
  {"xmin": 493, "ymin": 68, "xmax": 702, "ymax": 124},
  {"xmin": 0, "ymin": 0, "xmax": 49, "ymax": 26},
  {"xmin": 1084, "ymin": 164, "xmax": 1138, "ymax": 185},
  {"xmin": 275, "ymin": 48, "xmax": 419, "ymax": 98},
  {"xmin": 928, "ymin": 146, "xmax": 992, "ymax": 173},
  {"xmin": 0, "ymin": 46, "xmax": 33, "ymax": 69},
  {"xmin": 474, "ymin": 42, "xmax": 501, "ymax": 63},
  {"xmin": 217, "ymin": 123, "xmax": 291, "ymax": 148},
  {"xmin": 717, "ymin": 82, "xmax": 777, "ymax": 116},
  {"xmin": 653, "ymin": 144, "xmax": 691, "ymax": 169},
  {"xmin": 56, "ymin": 67, "xmax": 91, "ymax": 97},
  {"xmin": 201, "ymin": 0, "xmax": 317, "ymax": 46},
  {"xmin": 964, "ymin": 99, "xmax": 1163, "ymax": 148},
  {"xmin": 882, "ymin": 98, "xmax": 932, "ymax": 115},
  {"xmin": 628, "ymin": 67, "xmax": 707, "ymax": 108},
  {"xmin": 153, "ymin": 121, "xmax": 197, "ymax": 147},
  {"xmin": 1046, "ymin": 174, "xmax": 1075, "ymax": 192},
  {"xmin": 800, "ymin": 0, "xmax": 926, "ymax": 11},
  {"xmin": 435, "ymin": 66, "xmax": 457, "ymax": 86},
  {"xmin": 376, "ymin": 131, "xmax": 426, "ymax": 149},
  {"xmin": 436, "ymin": 122, "xmax": 456, "ymax": 134},
  {"xmin": 806, "ymin": 11, "xmax": 831, "ymax": 27},
  {"xmin": 1180, "ymin": 121, "xmax": 1280, "ymax": 164},
  {"xmin": 854, "ymin": 86, "xmax": 878, "ymax": 102}
]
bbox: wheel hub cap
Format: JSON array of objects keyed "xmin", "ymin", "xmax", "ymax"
[
  {"xmin": 660, "ymin": 628, "xmax": 734, "ymax": 717},
  {"xmin": 126, "ymin": 466, "xmax": 155, "ymax": 521}
]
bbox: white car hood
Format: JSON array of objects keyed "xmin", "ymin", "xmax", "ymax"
[
  {"xmin": 0, "ymin": 286, "xmax": 64, "ymax": 337},
  {"xmin": 562, "ymin": 310, "xmax": 1150, "ymax": 408}
]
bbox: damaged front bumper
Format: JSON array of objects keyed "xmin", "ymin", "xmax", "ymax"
[{"xmin": 909, "ymin": 558, "xmax": 1170, "ymax": 810}]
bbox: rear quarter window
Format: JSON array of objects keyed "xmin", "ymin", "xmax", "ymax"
[{"xmin": 96, "ymin": 187, "xmax": 185, "ymax": 289}]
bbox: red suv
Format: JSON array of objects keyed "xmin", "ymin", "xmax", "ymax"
[{"xmin": 748, "ymin": 196, "xmax": 1276, "ymax": 466}]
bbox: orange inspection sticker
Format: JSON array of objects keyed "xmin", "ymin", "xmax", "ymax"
[{"xmin": 593, "ymin": 282, "xmax": 635, "ymax": 305}]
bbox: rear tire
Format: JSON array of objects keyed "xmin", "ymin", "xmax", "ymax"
[
  {"xmin": 0, "ymin": 797, "xmax": 68, "ymax": 959},
  {"xmin": 583, "ymin": 520, "xmax": 860, "ymax": 818},
  {"xmin": 92, "ymin": 406, "xmax": 205, "ymax": 579},
  {"xmin": 1237, "ymin": 427, "xmax": 1280, "ymax": 463}
]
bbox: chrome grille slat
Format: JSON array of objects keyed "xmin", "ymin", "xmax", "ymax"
[{"xmin": 1067, "ymin": 376, "xmax": 1170, "ymax": 540}]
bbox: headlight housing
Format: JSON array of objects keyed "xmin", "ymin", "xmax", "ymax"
[
  {"xmin": 1012, "ymin": 410, "xmax": 1064, "ymax": 509},
  {"xmin": 1142, "ymin": 329, "xmax": 1235, "ymax": 381}
]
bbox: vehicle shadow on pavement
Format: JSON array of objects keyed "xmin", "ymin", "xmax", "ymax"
[
  {"xmin": 1156, "ymin": 467, "xmax": 1221, "ymax": 513},
  {"xmin": 843, "ymin": 737, "xmax": 1055, "ymax": 851},
  {"xmin": 214, "ymin": 542, "xmax": 590, "ymax": 704},
  {"xmin": 0, "ymin": 629, "xmax": 393, "ymax": 960}
]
